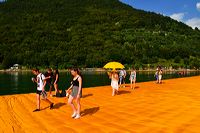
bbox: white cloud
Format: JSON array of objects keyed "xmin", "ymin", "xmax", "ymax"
[
  {"xmin": 169, "ymin": 12, "xmax": 200, "ymax": 29},
  {"xmin": 185, "ymin": 18, "xmax": 200, "ymax": 29},
  {"xmin": 170, "ymin": 13, "xmax": 185, "ymax": 22},
  {"xmin": 197, "ymin": 2, "xmax": 200, "ymax": 11}
]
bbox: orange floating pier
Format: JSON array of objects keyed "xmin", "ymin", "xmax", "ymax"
[{"xmin": 0, "ymin": 76, "xmax": 200, "ymax": 133}]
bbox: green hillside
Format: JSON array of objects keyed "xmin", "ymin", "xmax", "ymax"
[{"xmin": 0, "ymin": 0, "xmax": 200, "ymax": 69}]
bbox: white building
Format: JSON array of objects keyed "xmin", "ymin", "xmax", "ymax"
[{"xmin": 11, "ymin": 64, "xmax": 21, "ymax": 70}]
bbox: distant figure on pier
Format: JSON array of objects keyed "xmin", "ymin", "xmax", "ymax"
[
  {"xmin": 108, "ymin": 71, "xmax": 119, "ymax": 96},
  {"xmin": 130, "ymin": 68, "xmax": 136, "ymax": 89},
  {"xmin": 119, "ymin": 69, "xmax": 126, "ymax": 88}
]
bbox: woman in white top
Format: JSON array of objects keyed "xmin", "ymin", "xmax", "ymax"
[
  {"xmin": 158, "ymin": 69, "xmax": 163, "ymax": 84},
  {"xmin": 109, "ymin": 71, "xmax": 119, "ymax": 96},
  {"xmin": 130, "ymin": 68, "xmax": 136, "ymax": 89}
]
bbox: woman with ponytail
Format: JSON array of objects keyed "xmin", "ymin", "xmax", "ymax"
[{"xmin": 67, "ymin": 68, "xmax": 82, "ymax": 119}]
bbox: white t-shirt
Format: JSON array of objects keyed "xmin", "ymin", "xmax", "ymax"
[
  {"xmin": 37, "ymin": 73, "xmax": 46, "ymax": 91},
  {"xmin": 119, "ymin": 70, "xmax": 124, "ymax": 77},
  {"xmin": 119, "ymin": 70, "xmax": 126, "ymax": 77}
]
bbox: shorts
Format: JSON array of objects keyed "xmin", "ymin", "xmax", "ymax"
[
  {"xmin": 155, "ymin": 75, "xmax": 158, "ymax": 80},
  {"xmin": 36, "ymin": 90, "xmax": 47, "ymax": 99},
  {"xmin": 47, "ymin": 81, "xmax": 53, "ymax": 86},
  {"xmin": 53, "ymin": 80, "xmax": 59, "ymax": 84},
  {"xmin": 71, "ymin": 86, "xmax": 82, "ymax": 98},
  {"xmin": 130, "ymin": 78, "xmax": 136, "ymax": 83}
]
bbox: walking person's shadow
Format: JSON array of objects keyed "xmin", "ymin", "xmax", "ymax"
[
  {"xmin": 81, "ymin": 107, "xmax": 100, "ymax": 116},
  {"xmin": 118, "ymin": 90, "xmax": 131, "ymax": 95},
  {"xmin": 82, "ymin": 93, "xmax": 93, "ymax": 98},
  {"xmin": 52, "ymin": 103, "xmax": 66, "ymax": 109}
]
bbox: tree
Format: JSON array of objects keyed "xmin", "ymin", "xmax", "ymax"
[
  {"xmin": 2, "ymin": 54, "xmax": 16, "ymax": 69},
  {"xmin": 174, "ymin": 56, "xmax": 181, "ymax": 63}
]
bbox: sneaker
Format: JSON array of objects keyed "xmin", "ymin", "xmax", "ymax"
[
  {"xmin": 71, "ymin": 112, "xmax": 77, "ymax": 118},
  {"xmin": 74, "ymin": 114, "xmax": 80, "ymax": 119},
  {"xmin": 50, "ymin": 103, "xmax": 54, "ymax": 109},
  {"xmin": 33, "ymin": 109, "xmax": 40, "ymax": 112}
]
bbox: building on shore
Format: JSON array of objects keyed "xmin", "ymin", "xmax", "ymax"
[{"xmin": 10, "ymin": 64, "xmax": 21, "ymax": 70}]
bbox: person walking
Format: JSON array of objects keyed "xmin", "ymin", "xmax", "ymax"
[
  {"xmin": 155, "ymin": 68, "xmax": 159, "ymax": 84},
  {"xmin": 44, "ymin": 68, "xmax": 54, "ymax": 97},
  {"xmin": 68, "ymin": 68, "xmax": 82, "ymax": 119},
  {"xmin": 109, "ymin": 70, "xmax": 119, "ymax": 96},
  {"xmin": 123, "ymin": 69, "xmax": 126, "ymax": 86},
  {"xmin": 32, "ymin": 68, "xmax": 54, "ymax": 112},
  {"xmin": 130, "ymin": 68, "xmax": 136, "ymax": 89},
  {"xmin": 119, "ymin": 69, "xmax": 126, "ymax": 88},
  {"xmin": 158, "ymin": 68, "xmax": 163, "ymax": 84},
  {"xmin": 53, "ymin": 69, "xmax": 60, "ymax": 95}
]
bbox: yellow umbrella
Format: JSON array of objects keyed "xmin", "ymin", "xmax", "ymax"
[{"xmin": 103, "ymin": 62, "xmax": 125, "ymax": 70}]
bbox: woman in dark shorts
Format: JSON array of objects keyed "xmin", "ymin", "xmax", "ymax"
[
  {"xmin": 68, "ymin": 68, "xmax": 82, "ymax": 119},
  {"xmin": 53, "ymin": 69, "xmax": 60, "ymax": 94}
]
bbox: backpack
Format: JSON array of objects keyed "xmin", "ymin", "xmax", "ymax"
[{"xmin": 60, "ymin": 89, "xmax": 66, "ymax": 97}]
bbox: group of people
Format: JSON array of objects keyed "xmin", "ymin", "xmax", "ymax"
[
  {"xmin": 31, "ymin": 66, "xmax": 162, "ymax": 119},
  {"xmin": 108, "ymin": 68, "xmax": 137, "ymax": 96},
  {"xmin": 108, "ymin": 66, "xmax": 163, "ymax": 96},
  {"xmin": 31, "ymin": 68, "xmax": 82, "ymax": 119},
  {"xmin": 155, "ymin": 66, "xmax": 163, "ymax": 84}
]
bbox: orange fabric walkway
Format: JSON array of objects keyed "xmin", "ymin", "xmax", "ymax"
[{"xmin": 0, "ymin": 76, "xmax": 200, "ymax": 133}]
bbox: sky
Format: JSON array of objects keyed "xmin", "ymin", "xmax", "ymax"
[
  {"xmin": 120, "ymin": 0, "xmax": 200, "ymax": 29},
  {"xmin": 0, "ymin": 0, "xmax": 199, "ymax": 28}
]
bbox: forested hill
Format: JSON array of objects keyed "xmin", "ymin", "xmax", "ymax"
[{"xmin": 0, "ymin": 0, "xmax": 200, "ymax": 69}]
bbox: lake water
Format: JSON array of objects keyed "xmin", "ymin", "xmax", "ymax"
[{"xmin": 0, "ymin": 71, "xmax": 199, "ymax": 95}]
